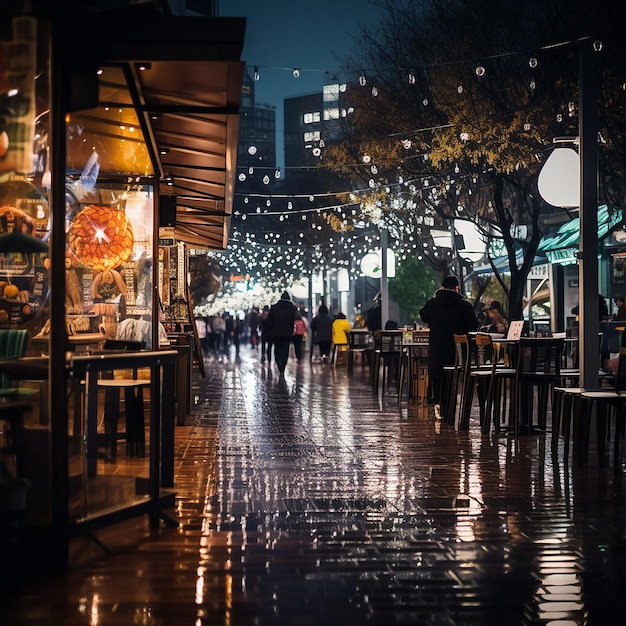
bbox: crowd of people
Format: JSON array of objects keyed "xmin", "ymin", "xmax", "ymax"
[
  {"xmin": 194, "ymin": 291, "xmax": 355, "ymax": 378},
  {"xmin": 193, "ymin": 277, "xmax": 626, "ymax": 403}
]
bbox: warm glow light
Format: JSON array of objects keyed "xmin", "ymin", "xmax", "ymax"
[
  {"xmin": 538, "ymin": 145, "xmax": 579, "ymax": 207},
  {"xmin": 360, "ymin": 250, "xmax": 395, "ymax": 278}
]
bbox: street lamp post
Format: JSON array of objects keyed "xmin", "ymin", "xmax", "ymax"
[
  {"xmin": 538, "ymin": 41, "xmax": 599, "ymax": 389},
  {"xmin": 578, "ymin": 42, "xmax": 600, "ymax": 390}
]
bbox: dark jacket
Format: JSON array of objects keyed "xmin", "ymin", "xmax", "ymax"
[
  {"xmin": 267, "ymin": 297, "xmax": 296, "ymax": 339},
  {"xmin": 419, "ymin": 289, "xmax": 479, "ymax": 377},
  {"xmin": 310, "ymin": 312, "xmax": 333, "ymax": 343},
  {"xmin": 366, "ymin": 303, "xmax": 382, "ymax": 331}
]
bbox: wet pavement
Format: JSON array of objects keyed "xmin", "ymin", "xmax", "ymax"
[{"xmin": 3, "ymin": 344, "xmax": 626, "ymax": 625}]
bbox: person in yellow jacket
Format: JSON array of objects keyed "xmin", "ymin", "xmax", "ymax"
[{"xmin": 331, "ymin": 312, "xmax": 351, "ymax": 364}]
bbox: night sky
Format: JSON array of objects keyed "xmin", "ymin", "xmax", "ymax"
[{"xmin": 220, "ymin": 0, "xmax": 386, "ymax": 166}]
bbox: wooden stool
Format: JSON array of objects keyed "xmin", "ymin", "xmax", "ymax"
[{"xmin": 98, "ymin": 377, "xmax": 150, "ymax": 458}]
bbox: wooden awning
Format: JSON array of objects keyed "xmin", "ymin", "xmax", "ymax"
[{"xmin": 64, "ymin": 13, "xmax": 246, "ymax": 250}]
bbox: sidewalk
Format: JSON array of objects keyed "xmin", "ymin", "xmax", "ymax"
[{"xmin": 3, "ymin": 343, "xmax": 626, "ymax": 625}]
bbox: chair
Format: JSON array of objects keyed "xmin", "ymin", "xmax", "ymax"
[
  {"xmin": 509, "ymin": 337, "xmax": 564, "ymax": 438},
  {"xmin": 371, "ymin": 330, "xmax": 402, "ymax": 396},
  {"xmin": 0, "ymin": 329, "xmax": 31, "ymax": 397},
  {"xmin": 347, "ymin": 330, "xmax": 371, "ymax": 375},
  {"xmin": 0, "ymin": 329, "xmax": 34, "ymax": 476}
]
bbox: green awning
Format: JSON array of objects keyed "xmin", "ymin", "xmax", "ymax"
[{"xmin": 538, "ymin": 205, "xmax": 623, "ymax": 263}]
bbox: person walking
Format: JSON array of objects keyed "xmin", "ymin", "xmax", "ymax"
[
  {"xmin": 310, "ymin": 303, "xmax": 333, "ymax": 362},
  {"xmin": 195, "ymin": 317, "xmax": 208, "ymax": 357},
  {"xmin": 267, "ymin": 291, "xmax": 297, "ymax": 376},
  {"xmin": 248, "ymin": 306, "xmax": 261, "ymax": 349},
  {"xmin": 292, "ymin": 310, "xmax": 308, "ymax": 361},
  {"xmin": 419, "ymin": 276, "xmax": 479, "ymax": 419},
  {"xmin": 260, "ymin": 305, "xmax": 273, "ymax": 364}
]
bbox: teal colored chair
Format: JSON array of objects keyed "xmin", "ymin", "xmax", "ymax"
[{"xmin": 0, "ymin": 329, "xmax": 31, "ymax": 396}]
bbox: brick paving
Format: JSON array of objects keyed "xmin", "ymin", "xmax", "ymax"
[{"xmin": 3, "ymin": 344, "xmax": 626, "ymax": 625}]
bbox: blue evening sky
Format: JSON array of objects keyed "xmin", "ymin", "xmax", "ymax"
[{"xmin": 219, "ymin": 1, "xmax": 386, "ymax": 166}]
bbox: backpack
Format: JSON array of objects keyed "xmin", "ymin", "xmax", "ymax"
[{"xmin": 294, "ymin": 319, "xmax": 306, "ymax": 336}]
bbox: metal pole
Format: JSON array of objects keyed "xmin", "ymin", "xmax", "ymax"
[
  {"xmin": 50, "ymin": 13, "xmax": 70, "ymax": 567},
  {"xmin": 380, "ymin": 228, "xmax": 389, "ymax": 329},
  {"xmin": 579, "ymin": 42, "xmax": 599, "ymax": 390}
]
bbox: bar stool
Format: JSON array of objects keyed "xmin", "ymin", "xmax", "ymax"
[
  {"xmin": 509, "ymin": 337, "xmax": 564, "ymax": 438},
  {"xmin": 97, "ymin": 339, "xmax": 150, "ymax": 458},
  {"xmin": 575, "ymin": 348, "xmax": 626, "ymax": 469},
  {"xmin": 461, "ymin": 333, "xmax": 516, "ymax": 432},
  {"xmin": 347, "ymin": 330, "xmax": 371, "ymax": 375},
  {"xmin": 371, "ymin": 330, "xmax": 403, "ymax": 396},
  {"xmin": 98, "ymin": 375, "xmax": 150, "ymax": 458},
  {"xmin": 397, "ymin": 342, "xmax": 429, "ymax": 405},
  {"xmin": 443, "ymin": 334, "xmax": 470, "ymax": 426}
]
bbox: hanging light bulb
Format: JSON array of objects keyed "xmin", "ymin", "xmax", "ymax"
[
  {"xmin": 274, "ymin": 168, "xmax": 281, "ymax": 179},
  {"xmin": 248, "ymin": 166, "xmax": 254, "ymax": 175},
  {"xmin": 292, "ymin": 68, "xmax": 300, "ymax": 78},
  {"xmin": 238, "ymin": 173, "xmax": 246, "ymax": 182},
  {"xmin": 253, "ymin": 66, "xmax": 260, "ymax": 81},
  {"xmin": 457, "ymin": 83, "xmax": 464, "ymax": 94},
  {"xmin": 408, "ymin": 70, "xmax": 415, "ymax": 84},
  {"xmin": 359, "ymin": 73, "xmax": 366, "ymax": 86},
  {"xmin": 475, "ymin": 65, "xmax": 486, "ymax": 77},
  {"xmin": 263, "ymin": 174, "xmax": 270, "ymax": 185},
  {"xmin": 422, "ymin": 97, "xmax": 429, "ymax": 106},
  {"xmin": 287, "ymin": 201, "xmax": 293, "ymax": 210},
  {"xmin": 529, "ymin": 57, "xmax": 538, "ymax": 69},
  {"xmin": 247, "ymin": 145, "xmax": 257, "ymax": 155},
  {"xmin": 371, "ymin": 86, "xmax": 378, "ymax": 96}
]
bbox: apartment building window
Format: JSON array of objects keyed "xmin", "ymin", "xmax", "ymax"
[
  {"xmin": 323, "ymin": 84, "xmax": 339, "ymax": 102},
  {"xmin": 323, "ymin": 107, "xmax": 339, "ymax": 121},
  {"xmin": 303, "ymin": 131, "xmax": 321, "ymax": 142},
  {"xmin": 303, "ymin": 111, "xmax": 321, "ymax": 124}
]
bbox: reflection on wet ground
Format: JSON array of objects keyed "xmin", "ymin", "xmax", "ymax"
[{"xmin": 3, "ymin": 344, "xmax": 626, "ymax": 625}]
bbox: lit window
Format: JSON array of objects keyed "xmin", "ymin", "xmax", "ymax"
[
  {"xmin": 323, "ymin": 84, "xmax": 339, "ymax": 101},
  {"xmin": 303, "ymin": 111, "xmax": 321, "ymax": 124},
  {"xmin": 323, "ymin": 108, "xmax": 339, "ymax": 120},
  {"xmin": 304, "ymin": 131, "xmax": 321, "ymax": 142}
]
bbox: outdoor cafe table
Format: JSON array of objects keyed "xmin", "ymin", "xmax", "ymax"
[
  {"xmin": 70, "ymin": 350, "xmax": 178, "ymax": 484},
  {"xmin": 0, "ymin": 350, "xmax": 178, "ymax": 486}
]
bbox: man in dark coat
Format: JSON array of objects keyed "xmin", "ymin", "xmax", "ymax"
[
  {"xmin": 419, "ymin": 275, "xmax": 479, "ymax": 417},
  {"xmin": 267, "ymin": 291, "xmax": 297, "ymax": 376}
]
